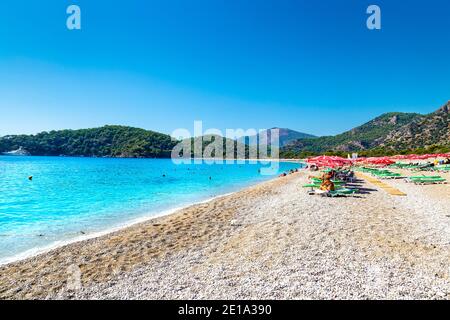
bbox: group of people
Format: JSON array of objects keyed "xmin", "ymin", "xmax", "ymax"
[
  {"xmin": 278, "ymin": 168, "xmax": 300, "ymax": 177},
  {"xmin": 433, "ymin": 158, "xmax": 450, "ymax": 166},
  {"xmin": 309, "ymin": 168, "xmax": 354, "ymax": 193}
]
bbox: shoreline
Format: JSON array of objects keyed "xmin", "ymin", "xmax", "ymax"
[
  {"xmin": 0, "ymin": 159, "xmax": 302, "ymax": 266},
  {"xmin": 1, "ymin": 169, "xmax": 448, "ymax": 299},
  {"xmin": 0, "ymin": 174, "xmax": 302, "ymax": 299},
  {"xmin": 0, "ymin": 192, "xmax": 234, "ymax": 267}
]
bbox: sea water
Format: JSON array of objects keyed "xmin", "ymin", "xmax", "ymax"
[{"xmin": 0, "ymin": 156, "xmax": 300, "ymax": 264}]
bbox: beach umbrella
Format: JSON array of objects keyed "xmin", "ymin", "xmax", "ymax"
[
  {"xmin": 363, "ymin": 156, "xmax": 395, "ymax": 166},
  {"xmin": 306, "ymin": 155, "xmax": 354, "ymax": 168}
]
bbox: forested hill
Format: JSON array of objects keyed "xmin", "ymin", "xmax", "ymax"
[
  {"xmin": 0, "ymin": 127, "xmax": 273, "ymax": 159},
  {"xmin": 2, "ymin": 102, "xmax": 448, "ymax": 159},
  {"xmin": 0, "ymin": 125, "xmax": 177, "ymax": 158},
  {"xmin": 280, "ymin": 112, "xmax": 423, "ymax": 154},
  {"xmin": 245, "ymin": 128, "xmax": 316, "ymax": 147},
  {"xmin": 380, "ymin": 102, "xmax": 450, "ymax": 149},
  {"xmin": 280, "ymin": 101, "xmax": 450, "ymax": 158}
]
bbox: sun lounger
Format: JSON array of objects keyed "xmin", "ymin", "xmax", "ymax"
[
  {"xmin": 406, "ymin": 176, "xmax": 447, "ymax": 184},
  {"xmin": 303, "ymin": 183, "xmax": 346, "ymax": 190},
  {"xmin": 310, "ymin": 178, "xmax": 345, "ymax": 185},
  {"xmin": 309, "ymin": 188, "xmax": 358, "ymax": 197},
  {"xmin": 320, "ymin": 188, "xmax": 359, "ymax": 197},
  {"xmin": 327, "ymin": 188, "xmax": 359, "ymax": 197},
  {"xmin": 435, "ymin": 165, "xmax": 450, "ymax": 172}
]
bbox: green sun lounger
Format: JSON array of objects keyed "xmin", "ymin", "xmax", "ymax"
[
  {"xmin": 303, "ymin": 183, "xmax": 319, "ymax": 189},
  {"xmin": 407, "ymin": 176, "xmax": 447, "ymax": 184},
  {"xmin": 413, "ymin": 179, "xmax": 446, "ymax": 185},
  {"xmin": 408, "ymin": 175, "xmax": 442, "ymax": 179},
  {"xmin": 377, "ymin": 173, "xmax": 402, "ymax": 179},
  {"xmin": 303, "ymin": 184, "xmax": 348, "ymax": 193},
  {"xmin": 327, "ymin": 188, "xmax": 359, "ymax": 197},
  {"xmin": 310, "ymin": 178, "xmax": 345, "ymax": 184},
  {"xmin": 408, "ymin": 176, "xmax": 444, "ymax": 181}
]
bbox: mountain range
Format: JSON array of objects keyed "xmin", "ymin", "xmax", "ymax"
[
  {"xmin": 380, "ymin": 102, "xmax": 449, "ymax": 149},
  {"xmin": 1, "ymin": 101, "xmax": 448, "ymax": 158},
  {"xmin": 245, "ymin": 128, "xmax": 316, "ymax": 147},
  {"xmin": 281, "ymin": 101, "xmax": 449, "ymax": 157}
]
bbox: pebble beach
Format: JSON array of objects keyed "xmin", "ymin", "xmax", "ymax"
[{"xmin": 0, "ymin": 169, "xmax": 449, "ymax": 299}]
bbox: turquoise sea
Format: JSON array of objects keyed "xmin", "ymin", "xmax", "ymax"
[{"xmin": 0, "ymin": 156, "xmax": 300, "ymax": 264}]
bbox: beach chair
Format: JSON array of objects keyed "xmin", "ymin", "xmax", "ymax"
[
  {"xmin": 376, "ymin": 173, "xmax": 403, "ymax": 179},
  {"xmin": 435, "ymin": 165, "xmax": 450, "ymax": 172},
  {"xmin": 302, "ymin": 183, "xmax": 319, "ymax": 192},
  {"xmin": 406, "ymin": 176, "xmax": 447, "ymax": 185},
  {"xmin": 308, "ymin": 187, "xmax": 358, "ymax": 197},
  {"xmin": 326, "ymin": 188, "xmax": 359, "ymax": 197}
]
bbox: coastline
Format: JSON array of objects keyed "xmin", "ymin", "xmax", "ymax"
[
  {"xmin": 0, "ymin": 158, "xmax": 301, "ymax": 266},
  {"xmin": 1, "ymin": 169, "xmax": 448, "ymax": 299},
  {"xmin": 0, "ymin": 192, "xmax": 233, "ymax": 266},
  {"xmin": 0, "ymin": 173, "xmax": 299, "ymax": 299}
]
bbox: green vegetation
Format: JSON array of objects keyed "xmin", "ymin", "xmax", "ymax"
[
  {"xmin": 282, "ymin": 112, "xmax": 423, "ymax": 154},
  {"xmin": 280, "ymin": 144, "xmax": 450, "ymax": 159},
  {"xmin": 281, "ymin": 103, "xmax": 449, "ymax": 157},
  {"xmin": 179, "ymin": 135, "xmax": 276, "ymax": 159},
  {"xmin": 1, "ymin": 102, "xmax": 448, "ymax": 159},
  {"xmin": 0, "ymin": 125, "xmax": 177, "ymax": 158},
  {"xmin": 0, "ymin": 128, "xmax": 277, "ymax": 159},
  {"xmin": 245, "ymin": 128, "xmax": 316, "ymax": 147},
  {"xmin": 381, "ymin": 102, "xmax": 449, "ymax": 149}
]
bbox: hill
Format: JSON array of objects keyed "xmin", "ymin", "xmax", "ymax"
[
  {"xmin": 380, "ymin": 102, "xmax": 449, "ymax": 149},
  {"xmin": 245, "ymin": 128, "xmax": 315, "ymax": 147},
  {"xmin": 179, "ymin": 135, "xmax": 270, "ymax": 159},
  {"xmin": 0, "ymin": 125, "xmax": 177, "ymax": 158},
  {"xmin": 281, "ymin": 112, "xmax": 424, "ymax": 155},
  {"xmin": 2, "ymin": 101, "xmax": 448, "ymax": 159}
]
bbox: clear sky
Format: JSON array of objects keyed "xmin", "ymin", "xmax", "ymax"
[{"xmin": 0, "ymin": 0, "xmax": 449, "ymax": 137}]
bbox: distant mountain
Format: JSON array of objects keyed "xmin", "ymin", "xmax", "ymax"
[
  {"xmin": 282, "ymin": 112, "xmax": 424, "ymax": 154},
  {"xmin": 245, "ymin": 128, "xmax": 316, "ymax": 147},
  {"xmin": 379, "ymin": 102, "xmax": 450, "ymax": 149},
  {"xmin": 179, "ymin": 134, "xmax": 249, "ymax": 159},
  {"xmin": 0, "ymin": 127, "xmax": 274, "ymax": 159},
  {"xmin": 0, "ymin": 125, "xmax": 177, "ymax": 158},
  {"xmin": 2, "ymin": 102, "xmax": 448, "ymax": 159}
]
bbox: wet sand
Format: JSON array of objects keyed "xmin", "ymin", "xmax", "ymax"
[{"xmin": 0, "ymin": 170, "xmax": 449, "ymax": 299}]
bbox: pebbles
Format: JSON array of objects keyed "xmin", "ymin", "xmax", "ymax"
[{"xmin": 1, "ymin": 171, "xmax": 449, "ymax": 299}]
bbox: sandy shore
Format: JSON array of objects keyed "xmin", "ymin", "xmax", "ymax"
[{"xmin": 0, "ymin": 169, "xmax": 449, "ymax": 299}]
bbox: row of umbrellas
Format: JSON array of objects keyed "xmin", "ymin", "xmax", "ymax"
[
  {"xmin": 306, "ymin": 153, "xmax": 450, "ymax": 168},
  {"xmin": 390, "ymin": 153, "xmax": 450, "ymax": 160},
  {"xmin": 306, "ymin": 156, "xmax": 353, "ymax": 168}
]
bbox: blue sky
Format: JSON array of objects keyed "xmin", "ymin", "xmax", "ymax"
[{"xmin": 0, "ymin": 0, "xmax": 449, "ymax": 137}]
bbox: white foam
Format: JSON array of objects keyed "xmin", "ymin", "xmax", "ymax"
[
  {"xmin": 0, "ymin": 191, "xmax": 234, "ymax": 266},
  {"xmin": 0, "ymin": 161, "xmax": 301, "ymax": 266}
]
